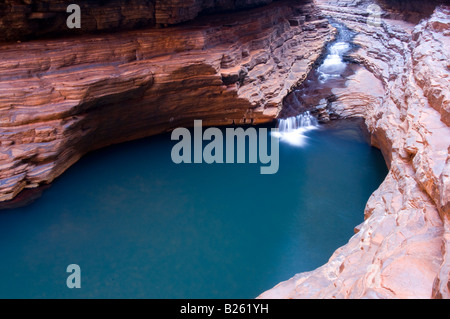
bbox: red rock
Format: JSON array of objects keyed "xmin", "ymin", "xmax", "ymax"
[
  {"xmin": 0, "ymin": 1, "xmax": 334, "ymax": 202},
  {"xmin": 259, "ymin": 0, "xmax": 450, "ymax": 299}
]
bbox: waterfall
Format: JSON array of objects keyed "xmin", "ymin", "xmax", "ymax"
[
  {"xmin": 278, "ymin": 111, "xmax": 318, "ymax": 132},
  {"xmin": 273, "ymin": 111, "xmax": 319, "ymax": 146},
  {"xmin": 317, "ymin": 23, "xmax": 353, "ymax": 82},
  {"xmin": 274, "ymin": 22, "xmax": 354, "ymax": 146},
  {"xmin": 318, "ymin": 41, "xmax": 351, "ymax": 81}
]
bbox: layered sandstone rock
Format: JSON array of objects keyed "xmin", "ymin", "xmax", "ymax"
[
  {"xmin": 259, "ymin": 0, "xmax": 450, "ymax": 299},
  {"xmin": 154, "ymin": 0, "xmax": 275, "ymax": 25},
  {"xmin": 0, "ymin": 0, "xmax": 334, "ymax": 202},
  {"xmin": 0, "ymin": 0, "xmax": 156, "ymax": 41},
  {"xmin": 0, "ymin": 0, "xmax": 277, "ymax": 41}
]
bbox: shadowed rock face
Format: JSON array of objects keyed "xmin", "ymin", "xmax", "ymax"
[
  {"xmin": 155, "ymin": 0, "xmax": 276, "ymax": 24},
  {"xmin": 0, "ymin": 0, "xmax": 335, "ymax": 202},
  {"xmin": 259, "ymin": 0, "xmax": 450, "ymax": 299},
  {"xmin": 0, "ymin": 0, "xmax": 278, "ymax": 41},
  {"xmin": 0, "ymin": 0, "xmax": 156, "ymax": 41},
  {"xmin": 378, "ymin": 0, "xmax": 444, "ymax": 23}
]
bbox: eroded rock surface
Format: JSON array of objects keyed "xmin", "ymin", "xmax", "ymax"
[
  {"xmin": 0, "ymin": 0, "xmax": 279, "ymax": 41},
  {"xmin": 259, "ymin": 0, "xmax": 450, "ymax": 299},
  {"xmin": 0, "ymin": 0, "xmax": 334, "ymax": 202}
]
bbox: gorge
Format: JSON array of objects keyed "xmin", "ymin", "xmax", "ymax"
[{"xmin": 0, "ymin": 0, "xmax": 449, "ymax": 299}]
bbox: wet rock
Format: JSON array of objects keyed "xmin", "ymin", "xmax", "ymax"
[{"xmin": 313, "ymin": 99, "xmax": 331, "ymax": 122}]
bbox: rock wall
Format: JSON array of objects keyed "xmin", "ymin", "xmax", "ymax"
[
  {"xmin": 0, "ymin": 0, "xmax": 334, "ymax": 202},
  {"xmin": 155, "ymin": 0, "xmax": 275, "ymax": 25},
  {"xmin": 0, "ymin": 0, "xmax": 278, "ymax": 41},
  {"xmin": 259, "ymin": 0, "xmax": 450, "ymax": 299},
  {"xmin": 0, "ymin": 0, "xmax": 156, "ymax": 41}
]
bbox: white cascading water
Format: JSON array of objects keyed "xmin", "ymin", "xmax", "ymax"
[
  {"xmin": 317, "ymin": 41, "xmax": 351, "ymax": 82},
  {"xmin": 317, "ymin": 23, "xmax": 353, "ymax": 82},
  {"xmin": 272, "ymin": 111, "xmax": 319, "ymax": 146},
  {"xmin": 273, "ymin": 23, "xmax": 353, "ymax": 147}
]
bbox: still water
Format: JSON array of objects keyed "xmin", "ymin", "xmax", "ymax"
[{"xmin": 0, "ymin": 120, "xmax": 387, "ymax": 298}]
